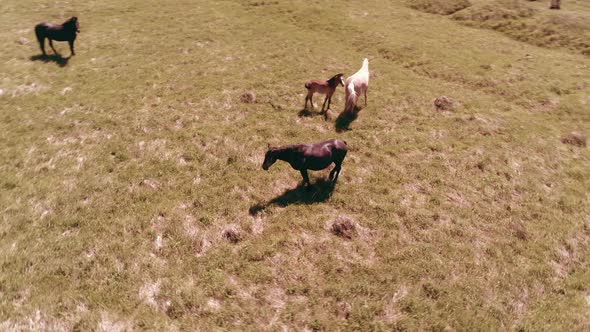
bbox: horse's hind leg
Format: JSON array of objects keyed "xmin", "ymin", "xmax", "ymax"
[
  {"xmin": 68, "ymin": 40, "xmax": 75, "ymax": 56},
  {"xmin": 48, "ymin": 39, "xmax": 58, "ymax": 55}
]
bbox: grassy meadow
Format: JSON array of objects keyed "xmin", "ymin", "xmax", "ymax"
[{"xmin": 1, "ymin": 0, "xmax": 590, "ymax": 330}]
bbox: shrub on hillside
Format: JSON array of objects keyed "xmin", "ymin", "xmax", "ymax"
[
  {"xmin": 452, "ymin": 0, "xmax": 534, "ymax": 24},
  {"xmin": 409, "ymin": 0, "xmax": 471, "ymax": 15},
  {"xmin": 452, "ymin": 1, "xmax": 590, "ymax": 56}
]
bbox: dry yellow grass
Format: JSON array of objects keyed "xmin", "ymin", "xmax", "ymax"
[{"xmin": 1, "ymin": 0, "xmax": 589, "ymax": 330}]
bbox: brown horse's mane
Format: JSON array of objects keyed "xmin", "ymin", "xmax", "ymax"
[{"xmin": 326, "ymin": 73, "xmax": 344, "ymax": 87}]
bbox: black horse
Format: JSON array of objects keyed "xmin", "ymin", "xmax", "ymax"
[
  {"xmin": 35, "ymin": 17, "xmax": 80, "ymax": 57},
  {"xmin": 262, "ymin": 139, "xmax": 348, "ymax": 187}
]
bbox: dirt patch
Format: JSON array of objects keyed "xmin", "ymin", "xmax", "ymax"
[
  {"xmin": 139, "ymin": 280, "xmax": 161, "ymax": 309},
  {"xmin": 97, "ymin": 312, "xmax": 134, "ymax": 332},
  {"xmin": 17, "ymin": 37, "xmax": 30, "ymax": 45},
  {"xmin": 11, "ymin": 83, "xmax": 48, "ymax": 97}
]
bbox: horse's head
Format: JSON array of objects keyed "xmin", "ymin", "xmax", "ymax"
[
  {"xmin": 336, "ymin": 73, "xmax": 345, "ymax": 87},
  {"xmin": 262, "ymin": 144, "xmax": 277, "ymax": 170},
  {"xmin": 328, "ymin": 74, "xmax": 345, "ymax": 88},
  {"xmin": 66, "ymin": 16, "xmax": 80, "ymax": 33}
]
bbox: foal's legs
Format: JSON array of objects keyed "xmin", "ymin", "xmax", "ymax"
[
  {"xmin": 321, "ymin": 95, "xmax": 328, "ymax": 113},
  {"xmin": 48, "ymin": 39, "xmax": 58, "ymax": 55},
  {"xmin": 68, "ymin": 40, "xmax": 75, "ymax": 56},
  {"xmin": 305, "ymin": 94, "xmax": 314, "ymax": 110}
]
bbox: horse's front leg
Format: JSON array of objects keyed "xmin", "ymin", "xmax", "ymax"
[
  {"xmin": 68, "ymin": 40, "xmax": 75, "ymax": 56},
  {"xmin": 329, "ymin": 163, "xmax": 342, "ymax": 183},
  {"xmin": 300, "ymin": 169, "xmax": 311, "ymax": 189},
  {"xmin": 48, "ymin": 39, "xmax": 59, "ymax": 55},
  {"xmin": 364, "ymin": 90, "xmax": 367, "ymax": 106}
]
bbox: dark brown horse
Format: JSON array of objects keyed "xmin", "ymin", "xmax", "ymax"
[
  {"xmin": 35, "ymin": 17, "xmax": 80, "ymax": 57},
  {"xmin": 262, "ymin": 139, "xmax": 348, "ymax": 187}
]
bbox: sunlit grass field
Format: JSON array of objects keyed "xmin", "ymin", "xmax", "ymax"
[{"xmin": 1, "ymin": 0, "xmax": 589, "ymax": 330}]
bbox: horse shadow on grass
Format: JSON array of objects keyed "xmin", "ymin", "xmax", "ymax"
[
  {"xmin": 249, "ymin": 179, "xmax": 335, "ymax": 215},
  {"xmin": 335, "ymin": 108, "xmax": 360, "ymax": 132},
  {"xmin": 298, "ymin": 107, "xmax": 327, "ymax": 118},
  {"xmin": 30, "ymin": 54, "xmax": 70, "ymax": 67}
]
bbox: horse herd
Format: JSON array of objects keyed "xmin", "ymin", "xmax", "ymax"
[{"xmin": 33, "ymin": 17, "xmax": 371, "ymax": 190}]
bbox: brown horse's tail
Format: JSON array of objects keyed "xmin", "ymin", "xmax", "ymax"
[{"xmin": 304, "ymin": 82, "xmax": 311, "ymax": 90}]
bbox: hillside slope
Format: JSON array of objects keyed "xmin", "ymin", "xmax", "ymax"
[{"xmin": 1, "ymin": 0, "xmax": 589, "ymax": 330}]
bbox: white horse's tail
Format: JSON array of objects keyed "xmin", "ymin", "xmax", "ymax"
[{"xmin": 345, "ymin": 82, "xmax": 357, "ymax": 113}]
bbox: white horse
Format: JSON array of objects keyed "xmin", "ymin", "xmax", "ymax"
[{"xmin": 344, "ymin": 58, "xmax": 369, "ymax": 114}]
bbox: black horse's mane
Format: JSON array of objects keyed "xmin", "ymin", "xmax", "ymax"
[{"xmin": 63, "ymin": 16, "xmax": 77, "ymax": 25}]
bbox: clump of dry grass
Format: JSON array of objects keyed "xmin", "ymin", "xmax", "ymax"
[
  {"xmin": 409, "ymin": 0, "xmax": 471, "ymax": 15},
  {"xmin": 240, "ymin": 91, "xmax": 257, "ymax": 103},
  {"xmin": 511, "ymin": 222, "xmax": 528, "ymax": 241},
  {"xmin": 336, "ymin": 301, "xmax": 352, "ymax": 320},
  {"xmin": 561, "ymin": 132, "xmax": 587, "ymax": 147},
  {"xmin": 222, "ymin": 224, "xmax": 243, "ymax": 243},
  {"xmin": 433, "ymin": 96, "xmax": 454, "ymax": 111},
  {"xmin": 330, "ymin": 216, "xmax": 356, "ymax": 239}
]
